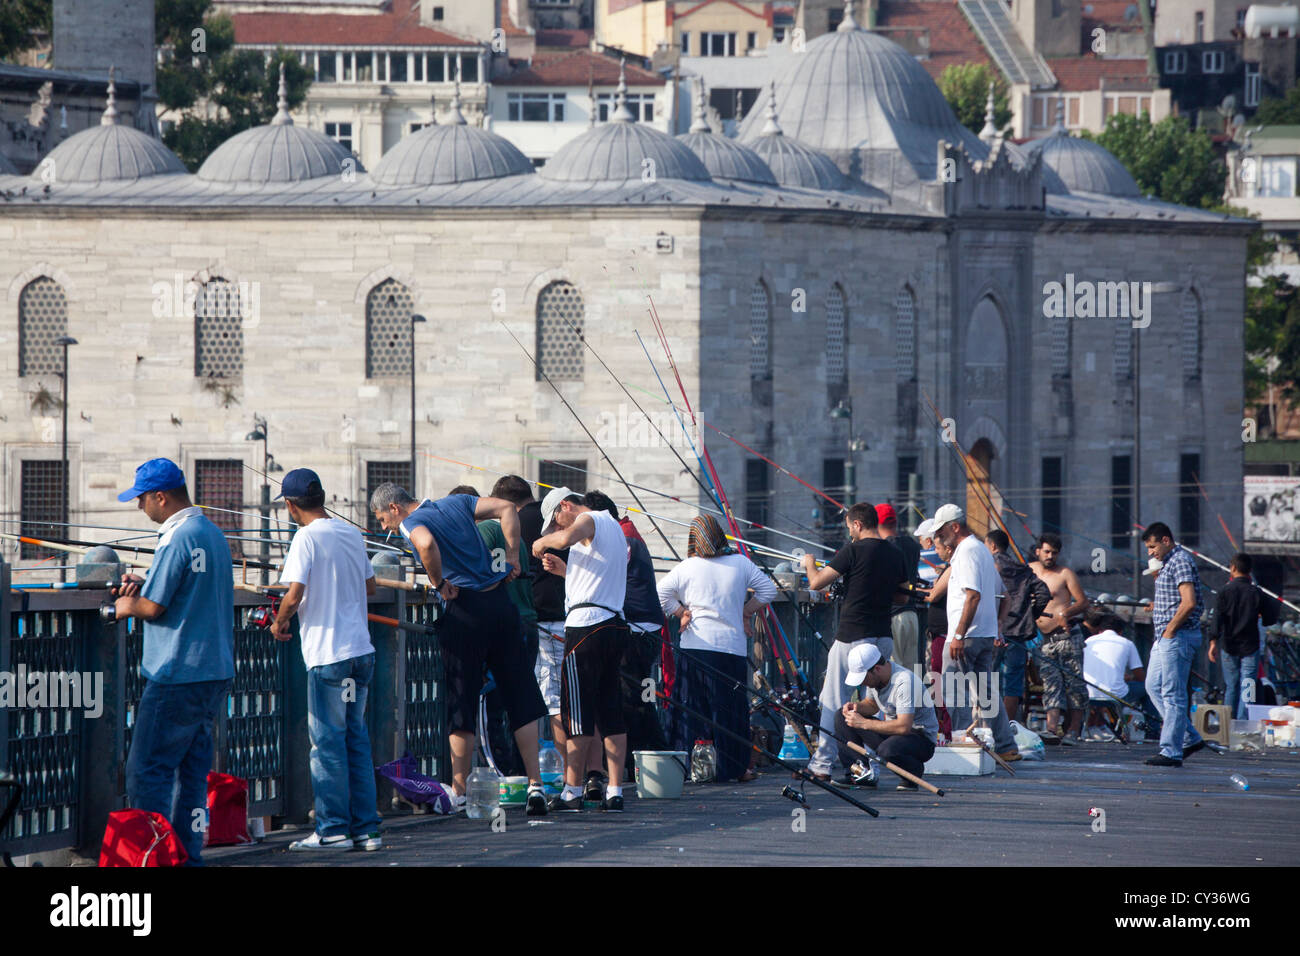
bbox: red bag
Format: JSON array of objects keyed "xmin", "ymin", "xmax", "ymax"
[
  {"xmin": 99, "ymin": 809, "xmax": 188, "ymax": 867},
  {"xmin": 205, "ymin": 772, "xmax": 252, "ymax": 847}
]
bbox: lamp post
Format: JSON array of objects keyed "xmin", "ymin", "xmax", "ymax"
[
  {"xmin": 829, "ymin": 399, "xmax": 856, "ymax": 507},
  {"xmin": 245, "ymin": 414, "xmax": 276, "ymax": 583},
  {"xmin": 411, "ymin": 313, "xmax": 426, "ymax": 491},
  {"xmin": 55, "ymin": 335, "xmax": 78, "ymax": 583}
]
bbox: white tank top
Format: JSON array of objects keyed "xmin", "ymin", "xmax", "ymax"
[{"xmin": 565, "ymin": 510, "xmax": 629, "ymax": 628}]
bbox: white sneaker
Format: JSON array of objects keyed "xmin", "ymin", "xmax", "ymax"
[
  {"xmin": 289, "ymin": 832, "xmax": 354, "ymax": 851},
  {"xmin": 355, "ymin": 832, "xmax": 382, "ymax": 851},
  {"xmin": 448, "ymin": 792, "xmax": 467, "ymax": 813}
]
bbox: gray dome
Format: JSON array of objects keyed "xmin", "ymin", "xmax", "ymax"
[
  {"xmin": 1024, "ymin": 127, "xmax": 1140, "ymax": 197},
  {"xmin": 675, "ymin": 84, "xmax": 776, "ymax": 185},
  {"xmin": 541, "ymin": 119, "xmax": 710, "ymax": 183},
  {"xmin": 737, "ymin": 5, "xmax": 985, "ymax": 181},
  {"xmin": 34, "ymin": 75, "xmax": 185, "ymax": 183},
  {"xmin": 741, "ymin": 86, "xmax": 847, "ymax": 190},
  {"xmin": 676, "ymin": 131, "xmax": 776, "ymax": 186},
  {"xmin": 371, "ymin": 98, "xmax": 532, "ymax": 186},
  {"xmin": 199, "ymin": 64, "xmax": 361, "ymax": 184}
]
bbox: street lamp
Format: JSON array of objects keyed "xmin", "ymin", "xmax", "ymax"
[
  {"xmin": 56, "ymin": 335, "xmax": 78, "ymax": 583},
  {"xmin": 245, "ymin": 414, "xmax": 280, "ymax": 582},
  {"xmin": 411, "ymin": 313, "xmax": 427, "ymax": 492},
  {"xmin": 829, "ymin": 399, "xmax": 867, "ymax": 508}
]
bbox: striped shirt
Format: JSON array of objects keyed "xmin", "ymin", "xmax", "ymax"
[{"xmin": 1151, "ymin": 544, "xmax": 1204, "ymax": 634}]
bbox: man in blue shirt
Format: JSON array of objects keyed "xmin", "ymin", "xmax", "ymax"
[
  {"xmin": 111, "ymin": 458, "xmax": 234, "ymax": 865},
  {"xmin": 1142, "ymin": 522, "xmax": 1206, "ymax": 766},
  {"xmin": 370, "ymin": 482, "xmax": 550, "ymax": 816}
]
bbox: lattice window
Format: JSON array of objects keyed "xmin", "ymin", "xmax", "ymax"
[
  {"xmin": 1182, "ymin": 289, "xmax": 1202, "ymax": 381},
  {"xmin": 749, "ymin": 281, "xmax": 771, "ymax": 380},
  {"xmin": 366, "ymin": 460, "xmax": 413, "ymax": 533},
  {"xmin": 195, "ymin": 278, "xmax": 244, "ymax": 379},
  {"xmin": 1112, "ymin": 317, "xmax": 1132, "ymax": 380},
  {"xmin": 825, "ymin": 284, "xmax": 846, "ymax": 385},
  {"xmin": 18, "ymin": 277, "xmax": 67, "ymax": 377},
  {"xmin": 1050, "ymin": 311, "xmax": 1070, "ymax": 378},
  {"xmin": 538, "ymin": 459, "xmax": 587, "ymax": 495},
  {"xmin": 536, "ymin": 281, "xmax": 584, "ymax": 381},
  {"xmin": 20, "ymin": 459, "xmax": 67, "ymax": 560},
  {"xmin": 366, "ymin": 278, "xmax": 414, "ymax": 378},
  {"xmin": 195, "ymin": 459, "xmax": 245, "ymax": 558},
  {"xmin": 895, "ymin": 287, "xmax": 916, "ymax": 383}
]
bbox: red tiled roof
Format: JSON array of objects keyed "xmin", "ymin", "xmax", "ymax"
[
  {"xmin": 875, "ymin": 0, "xmax": 991, "ymax": 79},
  {"xmin": 1049, "ymin": 54, "xmax": 1156, "ymax": 91},
  {"xmin": 1082, "ymin": 1, "xmax": 1147, "ymax": 29},
  {"xmin": 536, "ymin": 29, "xmax": 592, "ymax": 48},
  {"xmin": 232, "ymin": 0, "xmax": 478, "ymax": 47},
  {"xmin": 497, "ymin": 49, "xmax": 664, "ymax": 87}
]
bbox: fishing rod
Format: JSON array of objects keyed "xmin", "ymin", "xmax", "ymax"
[
  {"xmin": 652, "ymin": 689, "xmax": 880, "ymax": 817},
  {"xmin": 1133, "ymin": 522, "xmax": 1300, "ymax": 618},
  {"xmin": 500, "ymin": 320, "xmax": 681, "ymax": 562},
  {"xmin": 633, "ymin": 627, "xmax": 944, "ymax": 795}
]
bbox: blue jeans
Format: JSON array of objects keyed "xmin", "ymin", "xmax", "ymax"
[
  {"xmin": 998, "ymin": 640, "xmax": 1028, "ymax": 699},
  {"xmin": 307, "ymin": 652, "xmax": 380, "ymax": 839},
  {"xmin": 126, "ymin": 678, "xmax": 231, "ymax": 866},
  {"xmin": 1145, "ymin": 627, "xmax": 1204, "ymax": 759},
  {"xmin": 1220, "ymin": 650, "xmax": 1260, "ymax": 720}
]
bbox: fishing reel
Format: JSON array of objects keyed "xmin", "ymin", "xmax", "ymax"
[
  {"xmin": 247, "ymin": 595, "xmax": 281, "ymax": 630},
  {"xmin": 776, "ymin": 688, "xmax": 819, "ymax": 723},
  {"xmin": 780, "ymin": 783, "xmax": 807, "ymax": 805},
  {"xmin": 98, "ymin": 602, "xmax": 118, "ymax": 624}
]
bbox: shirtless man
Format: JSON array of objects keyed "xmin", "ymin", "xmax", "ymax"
[{"xmin": 1030, "ymin": 533, "xmax": 1090, "ymax": 742}]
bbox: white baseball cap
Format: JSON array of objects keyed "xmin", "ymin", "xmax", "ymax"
[
  {"xmin": 932, "ymin": 503, "xmax": 965, "ymax": 529},
  {"xmin": 540, "ymin": 486, "xmax": 575, "ymax": 531},
  {"xmin": 845, "ymin": 643, "xmax": 883, "ymax": 686},
  {"xmin": 1142, "ymin": 556, "xmax": 1163, "ymax": 576},
  {"xmin": 914, "ymin": 518, "xmax": 936, "ymax": 539}
]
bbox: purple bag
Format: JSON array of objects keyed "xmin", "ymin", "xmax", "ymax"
[{"xmin": 377, "ymin": 752, "xmax": 453, "ymax": 814}]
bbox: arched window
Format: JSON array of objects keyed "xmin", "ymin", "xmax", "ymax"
[
  {"xmin": 18, "ymin": 276, "xmax": 67, "ymax": 376},
  {"xmin": 1112, "ymin": 317, "xmax": 1132, "ymax": 380},
  {"xmin": 895, "ymin": 286, "xmax": 916, "ymax": 383},
  {"xmin": 195, "ymin": 277, "xmax": 243, "ymax": 379},
  {"xmin": 749, "ymin": 280, "xmax": 771, "ymax": 381},
  {"xmin": 825, "ymin": 283, "xmax": 846, "ymax": 385},
  {"xmin": 1182, "ymin": 288, "xmax": 1202, "ymax": 381},
  {"xmin": 536, "ymin": 281, "xmax": 584, "ymax": 381},
  {"xmin": 365, "ymin": 278, "xmax": 414, "ymax": 378},
  {"xmin": 1050, "ymin": 310, "xmax": 1071, "ymax": 378}
]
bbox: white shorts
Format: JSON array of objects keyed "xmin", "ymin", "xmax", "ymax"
[{"xmin": 535, "ymin": 622, "xmax": 566, "ymax": 716}]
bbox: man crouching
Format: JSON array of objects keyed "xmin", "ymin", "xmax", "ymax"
[{"xmin": 834, "ymin": 643, "xmax": 939, "ymax": 791}]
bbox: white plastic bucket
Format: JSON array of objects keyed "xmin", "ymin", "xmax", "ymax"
[{"xmin": 633, "ymin": 751, "xmax": 689, "ymax": 799}]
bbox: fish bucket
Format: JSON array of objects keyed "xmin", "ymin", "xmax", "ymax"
[{"xmin": 633, "ymin": 751, "xmax": 689, "ymax": 799}]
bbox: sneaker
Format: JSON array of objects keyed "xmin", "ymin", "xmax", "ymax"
[
  {"xmin": 1182, "ymin": 740, "xmax": 1207, "ymax": 759},
  {"xmin": 526, "ymin": 785, "xmax": 548, "ymax": 817},
  {"xmin": 995, "ymin": 749, "xmax": 1023, "ymax": 762},
  {"xmin": 602, "ymin": 793, "xmax": 624, "ymax": 813},
  {"xmin": 1058, "ymin": 735, "xmax": 1076, "ymax": 747},
  {"xmin": 1064, "ymin": 734, "xmax": 1083, "ymax": 746},
  {"xmin": 548, "ymin": 793, "xmax": 584, "ymax": 812},
  {"xmin": 1144, "ymin": 754, "xmax": 1183, "ymax": 767},
  {"xmin": 896, "ymin": 780, "xmax": 920, "ymax": 792},
  {"xmin": 448, "ymin": 792, "xmax": 467, "ymax": 814},
  {"xmin": 289, "ymin": 832, "xmax": 354, "ymax": 851},
  {"xmin": 355, "ymin": 832, "xmax": 382, "ymax": 852},
  {"xmin": 583, "ymin": 772, "xmax": 606, "ymax": 803}
]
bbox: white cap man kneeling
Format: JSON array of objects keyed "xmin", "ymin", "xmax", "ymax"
[{"xmin": 835, "ymin": 643, "xmax": 940, "ymax": 790}]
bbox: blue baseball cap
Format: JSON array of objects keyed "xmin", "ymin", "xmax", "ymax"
[
  {"xmin": 117, "ymin": 458, "xmax": 187, "ymax": 502},
  {"xmin": 275, "ymin": 468, "xmax": 324, "ymax": 501}
]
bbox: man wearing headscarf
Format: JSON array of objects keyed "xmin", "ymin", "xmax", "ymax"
[{"xmin": 657, "ymin": 515, "xmax": 777, "ymax": 782}]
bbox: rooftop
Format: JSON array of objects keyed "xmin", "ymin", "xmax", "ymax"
[
  {"xmin": 232, "ymin": 0, "xmax": 479, "ymax": 47},
  {"xmin": 497, "ymin": 49, "xmax": 664, "ymax": 87}
]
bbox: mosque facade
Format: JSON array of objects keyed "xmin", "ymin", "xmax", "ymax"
[{"xmin": 0, "ymin": 13, "xmax": 1248, "ymax": 573}]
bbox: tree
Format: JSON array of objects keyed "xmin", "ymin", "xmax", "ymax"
[
  {"xmin": 156, "ymin": 0, "xmax": 312, "ymax": 171},
  {"xmin": 0, "ymin": 0, "xmax": 51, "ymax": 61},
  {"xmin": 1252, "ymin": 86, "xmax": 1300, "ymax": 126},
  {"xmin": 938, "ymin": 63, "xmax": 1012, "ymax": 137},
  {"xmin": 1082, "ymin": 112, "xmax": 1225, "ymax": 209}
]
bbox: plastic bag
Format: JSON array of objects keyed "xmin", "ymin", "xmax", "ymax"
[
  {"xmin": 1009, "ymin": 720, "xmax": 1045, "ymax": 760},
  {"xmin": 377, "ymin": 752, "xmax": 453, "ymax": 813}
]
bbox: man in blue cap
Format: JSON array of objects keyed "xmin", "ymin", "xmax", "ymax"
[
  {"xmin": 269, "ymin": 469, "xmax": 381, "ymax": 850},
  {"xmin": 111, "ymin": 458, "xmax": 234, "ymax": 865}
]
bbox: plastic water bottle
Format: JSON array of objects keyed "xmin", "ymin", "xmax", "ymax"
[
  {"xmin": 538, "ymin": 740, "xmax": 564, "ymax": 797},
  {"xmin": 690, "ymin": 739, "xmax": 717, "ymax": 783},
  {"xmin": 1229, "ymin": 773, "xmax": 1250, "ymax": 791},
  {"xmin": 466, "ymin": 765, "xmax": 500, "ymax": 819}
]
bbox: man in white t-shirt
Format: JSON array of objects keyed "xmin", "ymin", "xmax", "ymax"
[
  {"xmin": 1082, "ymin": 607, "xmax": 1146, "ymax": 703},
  {"xmin": 532, "ymin": 487, "xmax": 631, "ymax": 813},
  {"xmin": 269, "ymin": 469, "xmax": 380, "ymax": 851},
  {"xmin": 932, "ymin": 503, "xmax": 1019, "ymax": 761}
]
